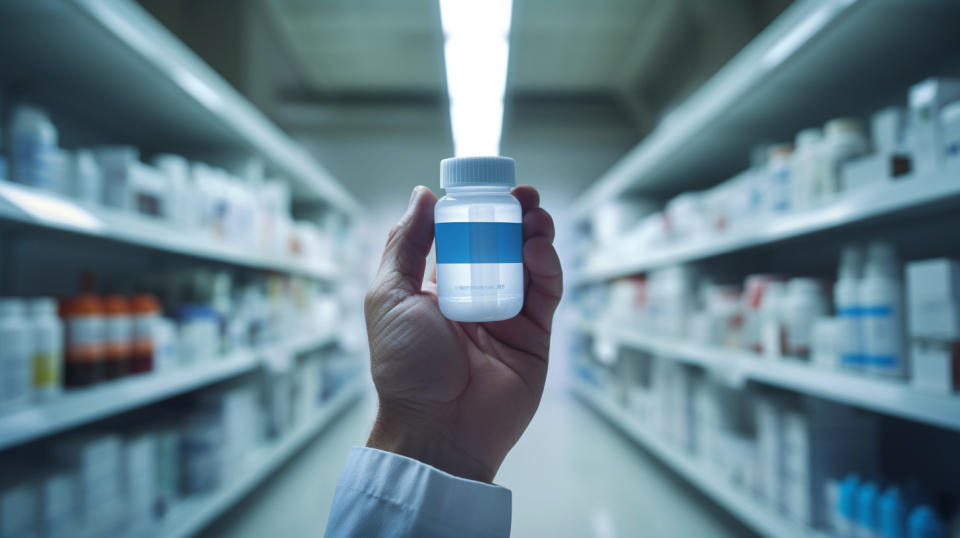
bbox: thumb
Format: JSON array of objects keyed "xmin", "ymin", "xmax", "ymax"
[{"xmin": 376, "ymin": 186, "xmax": 438, "ymax": 296}]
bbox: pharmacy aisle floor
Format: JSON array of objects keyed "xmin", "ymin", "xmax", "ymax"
[{"xmin": 202, "ymin": 387, "xmax": 750, "ymax": 538}]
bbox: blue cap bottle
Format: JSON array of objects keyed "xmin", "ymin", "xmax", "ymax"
[
  {"xmin": 880, "ymin": 486, "xmax": 908, "ymax": 538},
  {"xmin": 857, "ymin": 482, "xmax": 880, "ymax": 536},
  {"xmin": 907, "ymin": 505, "xmax": 945, "ymax": 538}
]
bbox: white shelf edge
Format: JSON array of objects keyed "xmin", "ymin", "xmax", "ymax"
[
  {"xmin": 68, "ymin": 0, "xmax": 362, "ymax": 215},
  {"xmin": 0, "ymin": 181, "xmax": 340, "ymax": 280},
  {"xmin": 0, "ymin": 349, "xmax": 258, "ymax": 451},
  {"xmin": 0, "ymin": 333, "xmax": 340, "ymax": 451},
  {"xmin": 160, "ymin": 376, "xmax": 369, "ymax": 538},
  {"xmin": 577, "ymin": 319, "xmax": 960, "ymax": 431},
  {"xmin": 571, "ymin": 380, "xmax": 814, "ymax": 538},
  {"xmin": 575, "ymin": 172, "xmax": 960, "ymax": 284}
]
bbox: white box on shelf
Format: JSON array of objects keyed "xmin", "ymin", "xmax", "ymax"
[
  {"xmin": 906, "ymin": 258, "xmax": 960, "ymax": 340},
  {"xmin": 910, "ymin": 339, "xmax": 959, "ymax": 394},
  {"xmin": 908, "ymin": 78, "xmax": 960, "ymax": 176}
]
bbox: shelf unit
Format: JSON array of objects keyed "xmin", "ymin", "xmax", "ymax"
[
  {"xmin": 572, "ymin": 0, "xmax": 960, "ymax": 218},
  {"xmin": 0, "ymin": 181, "xmax": 340, "ymax": 280},
  {"xmin": 0, "ymin": 0, "xmax": 361, "ymax": 213},
  {"xmin": 576, "ymin": 171, "xmax": 960, "ymax": 284},
  {"xmin": 0, "ymin": 332, "xmax": 338, "ymax": 452},
  {"xmin": 572, "ymin": 380, "xmax": 815, "ymax": 538},
  {"xmin": 577, "ymin": 318, "xmax": 960, "ymax": 432},
  {"xmin": 159, "ymin": 375, "xmax": 368, "ymax": 538}
]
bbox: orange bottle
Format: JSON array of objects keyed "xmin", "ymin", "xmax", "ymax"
[
  {"xmin": 130, "ymin": 294, "xmax": 160, "ymax": 374},
  {"xmin": 61, "ymin": 294, "xmax": 105, "ymax": 387},
  {"xmin": 102, "ymin": 295, "xmax": 132, "ymax": 379}
]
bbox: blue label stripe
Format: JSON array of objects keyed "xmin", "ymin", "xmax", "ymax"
[
  {"xmin": 435, "ymin": 222, "xmax": 522, "ymax": 264},
  {"xmin": 860, "ymin": 305, "xmax": 894, "ymax": 316}
]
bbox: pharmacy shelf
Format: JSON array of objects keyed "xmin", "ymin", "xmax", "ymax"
[
  {"xmin": 572, "ymin": 380, "xmax": 814, "ymax": 538},
  {"xmin": 0, "ymin": 0, "xmax": 360, "ymax": 213},
  {"xmin": 0, "ymin": 181, "xmax": 339, "ymax": 280},
  {"xmin": 0, "ymin": 332, "xmax": 338, "ymax": 451},
  {"xmin": 572, "ymin": 0, "xmax": 960, "ymax": 218},
  {"xmin": 578, "ymin": 318, "xmax": 960, "ymax": 432},
  {"xmin": 576, "ymin": 172, "xmax": 960, "ymax": 284},
  {"xmin": 160, "ymin": 375, "xmax": 368, "ymax": 538}
]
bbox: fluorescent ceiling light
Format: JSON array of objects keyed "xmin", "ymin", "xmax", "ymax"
[{"xmin": 440, "ymin": 0, "xmax": 512, "ymax": 157}]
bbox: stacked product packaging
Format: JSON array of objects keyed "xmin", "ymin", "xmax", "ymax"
[
  {"xmin": 0, "ymin": 103, "xmax": 347, "ymax": 270},
  {"xmin": 0, "ymin": 270, "xmax": 343, "ymax": 416},
  {"xmin": 585, "ymin": 77, "xmax": 960, "ymax": 275},
  {"xmin": 0, "ymin": 346, "xmax": 360, "ymax": 538}
]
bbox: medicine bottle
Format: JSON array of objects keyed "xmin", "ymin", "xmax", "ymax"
[
  {"xmin": 103, "ymin": 295, "xmax": 132, "ymax": 379},
  {"xmin": 0, "ymin": 298, "xmax": 32, "ymax": 412},
  {"xmin": 859, "ymin": 241, "xmax": 907, "ymax": 378},
  {"xmin": 130, "ymin": 294, "xmax": 160, "ymax": 374},
  {"xmin": 9, "ymin": 104, "xmax": 58, "ymax": 190},
  {"xmin": 62, "ymin": 293, "xmax": 105, "ymax": 387},
  {"xmin": 434, "ymin": 156, "xmax": 523, "ymax": 322},
  {"xmin": 835, "ymin": 245, "xmax": 864, "ymax": 371},
  {"xmin": 28, "ymin": 297, "xmax": 63, "ymax": 401}
]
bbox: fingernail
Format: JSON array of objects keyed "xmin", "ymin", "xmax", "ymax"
[{"xmin": 408, "ymin": 186, "xmax": 422, "ymax": 208}]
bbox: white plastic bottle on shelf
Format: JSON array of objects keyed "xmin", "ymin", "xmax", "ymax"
[
  {"xmin": 9, "ymin": 104, "xmax": 58, "ymax": 190},
  {"xmin": 434, "ymin": 157, "xmax": 523, "ymax": 322},
  {"xmin": 0, "ymin": 298, "xmax": 32, "ymax": 413},
  {"xmin": 791, "ymin": 128, "xmax": 823, "ymax": 211},
  {"xmin": 767, "ymin": 143, "xmax": 794, "ymax": 213},
  {"xmin": 860, "ymin": 241, "xmax": 907, "ymax": 379},
  {"xmin": 783, "ymin": 278, "xmax": 829, "ymax": 359},
  {"xmin": 835, "ymin": 245, "xmax": 865, "ymax": 372},
  {"xmin": 28, "ymin": 298, "xmax": 63, "ymax": 402},
  {"xmin": 822, "ymin": 118, "xmax": 869, "ymax": 199},
  {"xmin": 73, "ymin": 149, "xmax": 103, "ymax": 205}
]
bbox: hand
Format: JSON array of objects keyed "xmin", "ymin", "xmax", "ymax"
[{"xmin": 363, "ymin": 185, "xmax": 562, "ymax": 483}]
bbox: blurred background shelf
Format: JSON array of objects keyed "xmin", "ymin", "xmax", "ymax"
[
  {"xmin": 0, "ymin": 0, "xmax": 360, "ymax": 214},
  {"xmin": 577, "ymin": 172, "xmax": 960, "ymax": 284},
  {"xmin": 0, "ymin": 331, "xmax": 338, "ymax": 452},
  {"xmin": 0, "ymin": 349, "xmax": 257, "ymax": 451},
  {"xmin": 578, "ymin": 318, "xmax": 960, "ymax": 432},
  {"xmin": 572, "ymin": 0, "xmax": 960, "ymax": 219},
  {"xmin": 0, "ymin": 181, "xmax": 341, "ymax": 280},
  {"xmin": 158, "ymin": 375, "xmax": 368, "ymax": 538},
  {"xmin": 572, "ymin": 380, "xmax": 813, "ymax": 538}
]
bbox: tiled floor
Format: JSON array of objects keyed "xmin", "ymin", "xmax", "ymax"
[{"xmin": 202, "ymin": 386, "xmax": 750, "ymax": 538}]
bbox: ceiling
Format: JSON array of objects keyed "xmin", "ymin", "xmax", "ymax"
[{"xmin": 139, "ymin": 0, "xmax": 792, "ymax": 210}]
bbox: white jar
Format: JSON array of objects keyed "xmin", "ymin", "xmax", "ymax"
[
  {"xmin": 28, "ymin": 298, "xmax": 63, "ymax": 401},
  {"xmin": 834, "ymin": 245, "xmax": 865, "ymax": 372},
  {"xmin": 859, "ymin": 241, "xmax": 907, "ymax": 378},
  {"xmin": 9, "ymin": 105, "xmax": 58, "ymax": 190},
  {"xmin": 0, "ymin": 298, "xmax": 32, "ymax": 412},
  {"xmin": 434, "ymin": 157, "xmax": 523, "ymax": 322},
  {"xmin": 791, "ymin": 128, "xmax": 823, "ymax": 211},
  {"xmin": 73, "ymin": 149, "xmax": 103, "ymax": 205},
  {"xmin": 783, "ymin": 278, "xmax": 828, "ymax": 359},
  {"xmin": 823, "ymin": 118, "xmax": 869, "ymax": 197},
  {"xmin": 767, "ymin": 143, "xmax": 793, "ymax": 213}
]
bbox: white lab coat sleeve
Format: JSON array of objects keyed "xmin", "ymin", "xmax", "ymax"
[{"xmin": 324, "ymin": 446, "xmax": 512, "ymax": 538}]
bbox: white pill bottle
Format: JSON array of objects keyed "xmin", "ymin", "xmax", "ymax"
[{"xmin": 434, "ymin": 156, "xmax": 524, "ymax": 322}]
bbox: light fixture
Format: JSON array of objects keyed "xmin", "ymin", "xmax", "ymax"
[{"xmin": 439, "ymin": 0, "xmax": 513, "ymax": 157}]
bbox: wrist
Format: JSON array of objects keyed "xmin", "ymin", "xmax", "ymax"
[{"xmin": 366, "ymin": 400, "xmax": 496, "ymax": 483}]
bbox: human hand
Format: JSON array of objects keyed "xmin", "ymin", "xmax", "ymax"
[{"xmin": 363, "ymin": 184, "xmax": 562, "ymax": 483}]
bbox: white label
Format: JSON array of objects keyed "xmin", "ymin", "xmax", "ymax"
[{"xmin": 68, "ymin": 316, "xmax": 104, "ymax": 347}]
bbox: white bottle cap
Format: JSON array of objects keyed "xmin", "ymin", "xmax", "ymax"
[
  {"xmin": 28, "ymin": 297, "xmax": 57, "ymax": 317},
  {"xmin": 440, "ymin": 156, "xmax": 516, "ymax": 189},
  {"xmin": 0, "ymin": 298, "xmax": 25, "ymax": 317}
]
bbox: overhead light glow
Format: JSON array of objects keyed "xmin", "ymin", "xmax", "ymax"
[{"xmin": 440, "ymin": 0, "xmax": 512, "ymax": 157}]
